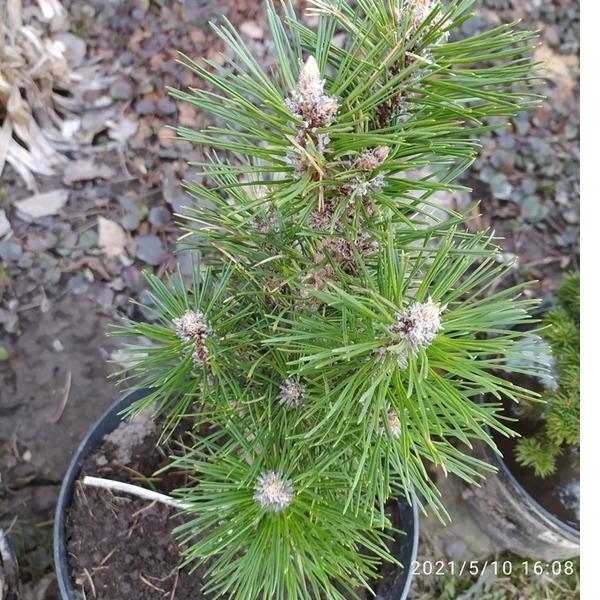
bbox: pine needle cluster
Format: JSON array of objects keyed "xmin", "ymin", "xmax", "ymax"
[
  {"xmin": 515, "ymin": 273, "xmax": 580, "ymax": 478},
  {"xmin": 113, "ymin": 1, "xmax": 546, "ymax": 597}
]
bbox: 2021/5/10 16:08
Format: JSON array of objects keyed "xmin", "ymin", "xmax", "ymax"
[{"xmin": 411, "ymin": 560, "xmax": 576, "ymax": 577}]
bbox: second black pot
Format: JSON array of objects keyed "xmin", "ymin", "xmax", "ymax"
[{"xmin": 461, "ymin": 438, "xmax": 579, "ymax": 561}]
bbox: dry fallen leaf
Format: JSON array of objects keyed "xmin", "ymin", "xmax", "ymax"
[
  {"xmin": 14, "ymin": 189, "xmax": 69, "ymax": 220},
  {"xmin": 97, "ymin": 216, "xmax": 127, "ymax": 257},
  {"xmin": 0, "ymin": 209, "xmax": 12, "ymax": 238},
  {"xmin": 65, "ymin": 256, "xmax": 111, "ymax": 280},
  {"xmin": 37, "ymin": 0, "xmax": 67, "ymax": 30},
  {"xmin": 55, "ymin": 32, "xmax": 86, "ymax": 67},
  {"xmin": 0, "ymin": 118, "xmax": 12, "ymax": 175},
  {"xmin": 240, "ymin": 20, "xmax": 264, "ymax": 40},
  {"xmin": 107, "ymin": 117, "xmax": 139, "ymax": 145},
  {"xmin": 534, "ymin": 44, "xmax": 578, "ymax": 103},
  {"xmin": 63, "ymin": 158, "xmax": 116, "ymax": 185}
]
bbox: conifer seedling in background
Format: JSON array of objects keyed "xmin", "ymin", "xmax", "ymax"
[{"xmin": 114, "ymin": 1, "xmax": 547, "ymax": 597}]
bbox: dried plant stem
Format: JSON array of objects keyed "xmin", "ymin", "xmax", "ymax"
[{"xmin": 82, "ymin": 476, "xmax": 190, "ymax": 510}]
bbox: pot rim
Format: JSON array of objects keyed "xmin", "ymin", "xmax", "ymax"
[
  {"xmin": 483, "ymin": 304, "xmax": 580, "ymax": 542},
  {"xmin": 479, "ymin": 388, "xmax": 579, "ymax": 543},
  {"xmin": 491, "ymin": 438, "xmax": 580, "ymax": 542}
]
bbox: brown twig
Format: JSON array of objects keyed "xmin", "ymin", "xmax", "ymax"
[
  {"xmin": 82, "ymin": 567, "xmax": 97, "ymax": 598},
  {"xmin": 131, "ymin": 500, "xmax": 158, "ymax": 518},
  {"xmin": 99, "ymin": 548, "xmax": 117, "ymax": 567},
  {"xmin": 139, "ymin": 573, "xmax": 165, "ymax": 593},
  {"xmin": 170, "ymin": 569, "xmax": 180, "ymax": 600}
]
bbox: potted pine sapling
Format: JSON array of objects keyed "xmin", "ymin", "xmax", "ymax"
[
  {"xmin": 463, "ymin": 273, "xmax": 580, "ymax": 560},
  {"xmin": 54, "ymin": 1, "xmax": 545, "ymax": 598}
]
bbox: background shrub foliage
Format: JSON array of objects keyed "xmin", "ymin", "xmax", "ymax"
[
  {"xmin": 115, "ymin": 1, "xmax": 547, "ymax": 597},
  {"xmin": 515, "ymin": 273, "xmax": 580, "ymax": 477}
]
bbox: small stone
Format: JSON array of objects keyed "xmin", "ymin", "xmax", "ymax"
[
  {"xmin": 0, "ymin": 209, "xmax": 11, "ymax": 238},
  {"xmin": 148, "ymin": 206, "xmax": 171, "ymax": 229},
  {"xmin": 96, "ymin": 286, "xmax": 115, "ymax": 309},
  {"xmin": 134, "ymin": 98, "xmax": 155, "ymax": 115},
  {"xmin": 135, "ymin": 235, "xmax": 166, "ymax": 265},
  {"xmin": 490, "ymin": 149, "xmax": 514, "ymax": 170},
  {"xmin": 78, "ymin": 230, "xmax": 97, "ymax": 249},
  {"xmin": 521, "ymin": 178, "xmax": 538, "ymax": 195},
  {"xmin": 56, "ymin": 33, "xmax": 87, "ymax": 67},
  {"xmin": 157, "ymin": 97, "xmax": 177, "ymax": 116},
  {"xmin": 119, "ymin": 196, "xmax": 148, "ymax": 230},
  {"xmin": 137, "ymin": 290, "xmax": 158, "ymax": 321},
  {"xmin": 17, "ymin": 253, "xmax": 33, "ymax": 269},
  {"xmin": 521, "ymin": 196, "xmax": 549, "ymax": 223},
  {"xmin": 0, "ymin": 309, "xmax": 18, "ymax": 333},
  {"xmin": 0, "ymin": 241, "xmax": 23, "ymax": 262},
  {"xmin": 109, "ymin": 276, "xmax": 126, "ymax": 291},
  {"xmin": 563, "ymin": 210, "xmax": 579, "ymax": 225},
  {"xmin": 489, "ymin": 173, "xmax": 513, "ymax": 201},
  {"xmin": 110, "ymin": 78, "xmax": 134, "ymax": 100},
  {"xmin": 158, "ymin": 126, "xmax": 174, "ymax": 146},
  {"xmin": 68, "ymin": 275, "xmax": 89, "ymax": 295},
  {"xmin": 513, "ymin": 117, "xmax": 530, "ymax": 136},
  {"xmin": 240, "ymin": 20, "xmax": 264, "ymax": 39},
  {"xmin": 122, "ymin": 267, "xmax": 145, "ymax": 293},
  {"xmin": 118, "ymin": 194, "xmax": 145, "ymax": 213},
  {"xmin": 478, "ymin": 166, "xmax": 495, "ymax": 184},
  {"xmin": 121, "ymin": 212, "xmax": 142, "ymax": 231},
  {"xmin": 543, "ymin": 25, "xmax": 560, "ymax": 47},
  {"xmin": 120, "ymin": 51, "xmax": 134, "ymax": 67},
  {"xmin": 497, "ymin": 135, "xmax": 516, "ymax": 150}
]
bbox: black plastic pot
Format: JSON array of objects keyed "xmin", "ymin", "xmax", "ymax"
[
  {"xmin": 54, "ymin": 389, "xmax": 150, "ymax": 600},
  {"xmin": 461, "ymin": 439, "xmax": 579, "ymax": 561},
  {"xmin": 54, "ymin": 391, "xmax": 419, "ymax": 600}
]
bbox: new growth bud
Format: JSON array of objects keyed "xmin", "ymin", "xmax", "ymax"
[
  {"xmin": 379, "ymin": 407, "xmax": 402, "ymax": 438},
  {"xmin": 385, "ymin": 297, "xmax": 444, "ymax": 369},
  {"xmin": 254, "ymin": 471, "xmax": 295, "ymax": 512},
  {"xmin": 173, "ymin": 309, "xmax": 212, "ymax": 367},
  {"xmin": 278, "ymin": 379, "xmax": 306, "ymax": 408}
]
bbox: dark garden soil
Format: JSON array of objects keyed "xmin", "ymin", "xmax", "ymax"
[
  {"xmin": 68, "ymin": 491, "xmax": 203, "ymax": 599},
  {"xmin": 0, "ymin": 296, "xmax": 121, "ymax": 599},
  {"xmin": 65, "ymin": 414, "xmax": 209, "ymax": 600}
]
